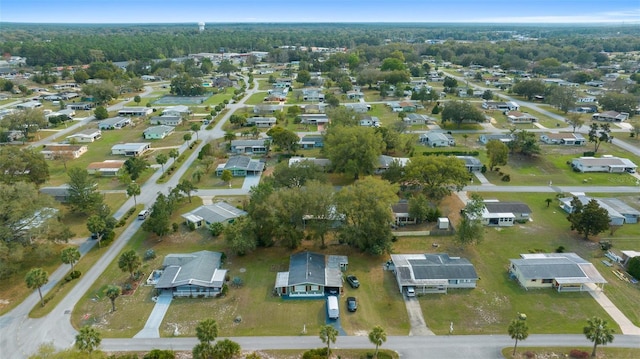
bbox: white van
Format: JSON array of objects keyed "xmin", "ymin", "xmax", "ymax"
[
  {"xmin": 137, "ymin": 209, "xmax": 150, "ymax": 220},
  {"xmin": 327, "ymin": 295, "xmax": 339, "ymax": 319}
]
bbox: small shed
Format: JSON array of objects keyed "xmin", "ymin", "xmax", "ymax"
[{"xmin": 437, "ymin": 218, "xmax": 449, "ymax": 230}]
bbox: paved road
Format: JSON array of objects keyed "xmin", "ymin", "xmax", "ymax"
[
  {"xmin": 463, "ymin": 185, "xmax": 640, "ymax": 193},
  {"xmin": 99, "ymin": 334, "xmax": 640, "ymax": 358}
]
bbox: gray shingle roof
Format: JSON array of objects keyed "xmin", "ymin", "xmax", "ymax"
[
  {"xmin": 182, "ymin": 202, "xmax": 247, "ymax": 224},
  {"xmin": 484, "ymin": 202, "xmax": 531, "ymax": 214},
  {"xmin": 156, "ymin": 251, "xmax": 226, "ymax": 289}
]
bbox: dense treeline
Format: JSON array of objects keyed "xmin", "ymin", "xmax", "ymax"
[{"xmin": 1, "ymin": 23, "xmax": 640, "ymax": 66}]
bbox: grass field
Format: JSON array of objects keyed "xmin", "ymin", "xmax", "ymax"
[{"xmin": 504, "ymin": 347, "xmax": 640, "ymax": 359}]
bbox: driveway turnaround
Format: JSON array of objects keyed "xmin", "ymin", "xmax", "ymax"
[{"xmin": 134, "ymin": 292, "xmax": 173, "ymax": 339}]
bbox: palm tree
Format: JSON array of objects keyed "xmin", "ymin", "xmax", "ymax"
[
  {"xmin": 224, "ymin": 131, "xmax": 236, "ymax": 144},
  {"xmin": 169, "ymin": 148, "xmax": 180, "ymax": 163},
  {"xmin": 368, "ymin": 325, "xmax": 387, "ymax": 358},
  {"xmin": 545, "ymin": 198, "xmax": 553, "ymax": 207},
  {"xmin": 192, "ymin": 167, "xmax": 204, "ymax": 183},
  {"xmin": 584, "ymin": 317, "xmax": 614, "ymax": 358},
  {"xmin": 196, "ymin": 319, "xmax": 218, "ymax": 345},
  {"xmin": 508, "ymin": 319, "xmax": 529, "ymax": 356},
  {"xmin": 25, "ymin": 268, "xmax": 49, "ymax": 307},
  {"xmin": 127, "ymin": 181, "xmax": 141, "ymax": 206},
  {"xmin": 105, "ymin": 285, "xmax": 121, "ymax": 312},
  {"xmin": 191, "ymin": 123, "xmax": 201, "ymax": 140},
  {"xmin": 319, "ymin": 325, "xmax": 338, "ymax": 358},
  {"xmin": 61, "ymin": 247, "xmax": 81, "ymax": 272},
  {"xmin": 156, "ymin": 153, "xmax": 168, "ymax": 172},
  {"xmin": 118, "ymin": 250, "xmax": 141, "ymax": 280},
  {"xmin": 75, "ymin": 325, "xmax": 101, "ymax": 354}
]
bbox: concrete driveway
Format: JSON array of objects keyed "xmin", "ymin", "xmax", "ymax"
[
  {"xmin": 133, "ymin": 292, "xmax": 173, "ymax": 339},
  {"xmin": 404, "ymin": 296, "xmax": 434, "ymax": 336}
]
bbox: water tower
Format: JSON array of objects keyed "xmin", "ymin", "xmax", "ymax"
[{"xmin": 198, "ymin": 22, "xmax": 205, "ymax": 32}]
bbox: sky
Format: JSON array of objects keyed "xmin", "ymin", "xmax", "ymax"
[{"xmin": 1, "ymin": 0, "xmax": 639, "ymax": 24}]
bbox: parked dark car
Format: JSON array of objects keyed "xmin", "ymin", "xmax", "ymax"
[
  {"xmin": 347, "ymin": 296, "xmax": 357, "ymax": 312},
  {"xmin": 346, "ymin": 275, "xmax": 360, "ymax": 288}
]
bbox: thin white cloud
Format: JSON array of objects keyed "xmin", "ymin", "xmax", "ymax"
[{"xmin": 479, "ymin": 8, "xmax": 640, "ymax": 23}]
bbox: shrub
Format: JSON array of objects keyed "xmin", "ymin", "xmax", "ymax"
[
  {"xmin": 70, "ymin": 270, "xmax": 82, "ymax": 279},
  {"xmin": 302, "ymin": 348, "xmax": 328, "ymax": 359},
  {"xmin": 117, "ymin": 218, "xmax": 126, "ymax": 227},
  {"xmin": 501, "ymin": 174, "xmax": 511, "ymax": 182},
  {"xmin": 144, "ymin": 249, "xmax": 157, "ymax": 261},
  {"xmin": 123, "ymin": 283, "xmax": 133, "ymax": 292},
  {"xmin": 481, "ymin": 165, "xmax": 487, "ymax": 173},
  {"xmin": 188, "ymin": 222, "xmax": 196, "ymax": 231},
  {"xmin": 523, "ymin": 351, "xmax": 536, "ymax": 359},
  {"xmin": 628, "ymin": 256, "xmax": 640, "ymax": 280},
  {"xmin": 220, "ymin": 283, "xmax": 229, "ymax": 297},
  {"xmin": 172, "ymin": 223, "xmax": 179, "ymax": 232},
  {"xmin": 569, "ymin": 349, "xmax": 589, "ymax": 358},
  {"xmin": 143, "ymin": 349, "xmax": 175, "ymax": 359},
  {"xmin": 583, "ymin": 151, "xmax": 595, "ymax": 157},
  {"xmin": 555, "ymin": 246, "xmax": 565, "ymax": 253}
]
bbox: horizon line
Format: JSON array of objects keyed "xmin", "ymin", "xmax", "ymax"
[{"xmin": 2, "ymin": 21, "xmax": 640, "ymax": 26}]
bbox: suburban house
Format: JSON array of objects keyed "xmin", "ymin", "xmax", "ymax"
[
  {"xmin": 111, "ymin": 143, "xmax": 151, "ymax": 157},
  {"xmin": 420, "ymin": 132, "xmax": 455, "ymax": 147},
  {"xmin": 253, "ymin": 104, "xmax": 283, "ymax": 114},
  {"xmin": 154, "ymin": 251, "xmax": 227, "ymax": 298},
  {"xmin": 456, "ymin": 156, "xmax": 483, "ymax": 172},
  {"xmin": 399, "ymin": 101, "xmax": 417, "ymax": 112},
  {"xmin": 300, "ymin": 114, "xmax": 330, "ymax": 126},
  {"xmin": 389, "ymin": 253, "xmax": 478, "ymax": 295},
  {"xmin": 245, "ymin": 116, "xmax": 277, "ymax": 128},
  {"xmin": 570, "ymin": 156, "xmax": 637, "ymax": 173},
  {"xmin": 345, "ymin": 103, "xmax": 371, "ymax": 113},
  {"xmin": 274, "ymin": 251, "xmax": 348, "ymax": 297},
  {"xmin": 67, "ymin": 102, "xmax": 94, "ymax": 111},
  {"xmin": 478, "ymin": 134, "xmax": 513, "ymax": 145},
  {"xmin": 482, "ymin": 101, "xmax": 519, "ymax": 111},
  {"xmin": 65, "ymin": 129, "xmax": 102, "ymax": 143},
  {"xmin": 299, "ymin": 135, "xmax": 324, "ymax": 149},
  {"xmin": 16, "ymin": 101, "xmax": 42, "ymax": 110},
  {"xmin": 143, "ymin": 125, "xmax": 175, "ymax": 140},
  {"xmin": 302, "ymin": 88, "xmax": 325, "ymax": 102},
  {"xmin": 404, "ymin": 113, "xmax": 431, "ymax": 125},
  {"xmin": 40, "ymin": 185, "xmax": 70, "ymax": 202},
  {"xmin": 41, "ymin": 144, "xmax": 88, "ymax": 160},
  {"xmin": 98, "ymin": 116, "xmax": 131, "ymax": 130},
  {"xmin": 118, "ymin": 107, "xmax": 153, "ymax": 117},
  {"xmin": 303, "ymin": 104, "xmax": 326, "ymax": 114},
  {"xmin": 161, "ymin": 105, "xmax": 190, "ymax": 117},
  {"xmin": 592, "ymin": 111, "xmax": 629, "ymax": 122},
  {"xmin": 87, "ymin": 160, "xmax": 126, "ymax": 177},
  {"xmin": 215, "ymin": 155, "xmax": 265, "ymax": 177},
  {"xmin": 508, "ymin": 253, "xmax": 606, "ymax": 292},
  {"xmin": 359, "ymin": 116, "xmax": 380, "ymax": 127},
  {"xmin": 230, "ymin": 139, "xmax": 268, "ymax": 154},
  {"xmin": 559, "ymin": 195, "xmax": 640, "ymax": 226},
  {"xmin": 150, "ymin": 116, "xmax": 182, "ymax": 126},
  {"xmin": 506, "ymin": 111, "xmax": 538, "ymax": 123},
  {"xmin": 392, "ymin": 201, "xmax": 417, "ymax": 226},
  {"xmin": 181, "ymin": 201, "xmax": 247, "ymax": 228},
  {"xmin": 480, "ymin": 200, "xmax": 532, "ymax": 226},
  {"xmin": 377, "ymin": 155, "xmax": 410, "ymax": 173},
  {"xmin": 346, "ymin": 90, "xmax": 364, "ymax": 100},
  {"xmin": 540, "ymin": 133, "xmax": 586, "ymax": 146}
]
